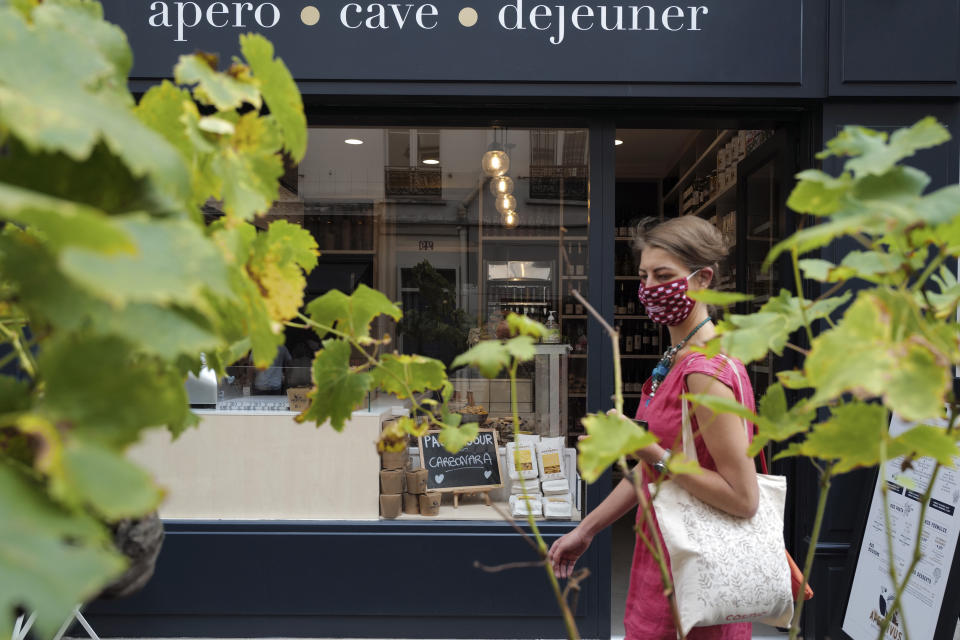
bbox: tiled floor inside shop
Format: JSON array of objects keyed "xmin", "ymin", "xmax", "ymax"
[{"xmin": 610, "ymin": 513, "xmax": 789, "ymax": 640}]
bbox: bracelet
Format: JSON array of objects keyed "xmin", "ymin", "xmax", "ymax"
[{"xmin": 652, "ymin": 449, "xmax": 671, "ymax": 474}]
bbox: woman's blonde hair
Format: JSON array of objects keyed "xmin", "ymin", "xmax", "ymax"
[{"xmin": 631, "ymin": 215, "xmax": 728, "ymax": 287}]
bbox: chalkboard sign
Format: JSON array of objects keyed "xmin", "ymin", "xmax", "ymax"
[{"xmin": 418, "ymin": 429, "xmax": 503, "ymax": 492}]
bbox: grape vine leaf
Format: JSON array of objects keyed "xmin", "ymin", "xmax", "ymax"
[
  {"xmin": 60, "ymin": 440, "xmax": 164, "ymax": 520},
  {"xmin": 372, "ymin": 354, "xmax": 447, "ymax": 399},
  {"xmin": 173, "ymin": 54, "xmax": 261, "ymax": 112},
  {"xmin": 247, "ymin": 219, "xmax": 319, "ymax": 323},
  {"xmin": 298, "ymin": 339, "xmax": 372, "ymax": 430},
  {"xmin": 439, "ymin": 421, "xmax": 479, "ymax": 454},
  {"xmin": 306, "ymin": 284, "xmax": 402, "ymax": 343},
  {"xmin": 578, "ymin": 412, "xmax": 657, "ymax": 483}
]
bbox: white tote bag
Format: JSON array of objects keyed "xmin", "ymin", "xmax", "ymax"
[{"xmin": 649, "ymin": 355, "xmax": 793, "ymax": 637}]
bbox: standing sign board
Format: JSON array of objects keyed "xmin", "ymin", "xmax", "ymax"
[
  {"xmin": 840, "ymin": 414, "xmax": 960, "ymax": 640},
  {"xmin": 418, "ymin": 429, "xmax": 503, "ymax": 492}
]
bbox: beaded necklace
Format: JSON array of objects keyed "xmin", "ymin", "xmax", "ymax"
[{"xmin": 645, "ymin": 316, "xmax": 712, "ymax": 407}]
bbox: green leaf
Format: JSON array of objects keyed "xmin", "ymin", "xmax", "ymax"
[
  {"xmin": 748, "ymin": 384, "xmax": 816, "ymax": 456},
  {"xmin": 298, "ymin": 339, "xmax": 372, "ymax": 430},
  {"xmin": 0, "ymin": 182, "xmax": 134, "ymax": 252},
  {"xmin": 0, "ymin": 376, "xmax": 30, "ymax": 414},
  {"xmin": 39, "ymin": 335, "xmax": 192, "ymax": 447},
  {"xmin": 818, "ymin": 118, "xmax": 951, "ymax": 178},
  {"xmin": 0, "ymin": 462, "xmax": 125, "ymax": 640},
  {"xmin": 504, "ymin": 335, "xmax": 537, "ymax": 362},
  {"xmin": 451, "ymin": 340, "xmax": 511, "ymax": 378},
  {"xmin": 837, "ymin": 250, "xmax": 905, "ymax": 282},
  {"xmin": 664, "ymin": 453, "xmax": 703, "ymax": 476},
  {"xmin": 578, "ymin": 412, "xmax": 657, "ymax": 483},
  {"xmin": 787, "ymin": 170, "xmax": 852, "ymax": 215},
  {"xmin": 211, "ymin": 120, "xmax": 284, "ymax": 220},
  {"xmin": 798, "ymin": 258, "xmax": 835, "ymax": 282},
  {"xmin": 173, "ymin": 54, "xmax": 261, "ymax": 112},
  {"xmin": 893, "ymin": 425, "xmax": 960, "ymax": 466},
  {"xmin": 776, "ymin": 402, "xmax": 903, "ymax": 474},
  {"xmin": 372, "ymin": 353, "xmax": 447, "ymax": 399},
  {"xmin": 914, "ymin": 184, "xmax": 960, "ymax": 226},
  {"xmin": 505, "ymin": 313, "xmax": 548, "ymax": 340},
  {"xmin": 60, "ymin": 440, "xmax": 164, "ymax": 520},
  {"xmin": 715, "ymin": 289, "xmax": 850, "ymax": 363},
  {"xmin": 60, "ymin": 216, "xmax": 232, "ymax": 306},
  {"xmin": 776, "ymin": 369, "xmax": 810, "ymax": 390},
  {"xmin": 306, "ymin": 284, "xmax": 402, "ymax": 343},
  {"xmin": 239, "ymin": 33, "xmax": 307, "ymax": 162},
  {"xmin": 438, "ymin": 422, "xmax": 480, "ymax": 454},
  {"xmin": 853, "ymin": 166, "xmax": 930, "ymax": 203},
  {"xmin": 884, "ymin": 342, "xmax": 951, "ymax": 422},
  {"xmin": 247, "ymin": 219, "xmax": 318, "ymax": 323},
  {"xmin": 686, "ymin": 289, "xmax": 754, "ymax": 305},
  {"xmin": 0, "ymin": 7, "xmax": 190, "ymax": 206}
]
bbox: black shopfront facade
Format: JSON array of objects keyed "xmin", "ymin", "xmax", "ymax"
[{"xmin": 89, "ymin": 2, "xmax": 960, "ymax": 638}]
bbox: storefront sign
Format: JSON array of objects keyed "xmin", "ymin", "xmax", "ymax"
[
  {"xmin": 418, "ymin": 428, "xmax": 503, "ymax": 492},
  {"xmin": 102, "ymin": 1, "xmax": 803, "ymax": 84},
  {"xmin": 841, "ymin": 414, "xmax": 960, "ymax": 640}
]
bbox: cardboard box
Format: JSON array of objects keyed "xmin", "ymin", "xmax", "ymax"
[
  {"xmin": 406, "ymin": 468, "xmax": 428, "ymax": 494},
  {"xmin": 380, "ymin": 494, "xmax": 402, "ymax": 519},
  {"xmin": 403, "ymin": 492, "xmax": 420, "ymax": 515},
  {"xmin": 380, "ymin": 469, "xmax": 405, "ymax": 495},
  {"xmin": 419, "ymin": 493, "xmax": 441, "ymax": 516},
  {"xmin": 381, "ymin": 450, "xmax": 408, "ymax": 470},
  {"xmin": 286, "ymin": 387, "xmax": 310, "ymax": 412}
]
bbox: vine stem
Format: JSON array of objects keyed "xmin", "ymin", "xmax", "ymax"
[
  {"xmin": 0, "ymin": 323, "xmax": 36, "ymax": 379},
  {"xmin": 909, "ymin": 248, "xmax": 946, "ymax": 293},
  {"xmin": 788, "ymin": 463, "xmax": 833, "ymax": 640},
  {"xmin": 791, "ymin": 248, "xmax": 815, "ymax": 346},
  {"xmin": 509, "ymin": 360, "xmax": 581, "ymax": 640},
  {"xmin": 571, "ymin": 288, "xmax": 685, "ymax": 637}
]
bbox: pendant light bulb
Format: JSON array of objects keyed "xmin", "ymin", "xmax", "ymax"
[
  {"xmin": 489, "ymin": 175, "xmax": 514, "ymax": 197},
  {"xmin": 501, "ymin": 210, "xmax": 519, "ymax": 229},
  {"xmin": 481, "ymin": 149, "xmax": 510, "ymax": 177},
  {"xmin": 495, "ymin": 193, "xmax": 517, "ymax": 215}
]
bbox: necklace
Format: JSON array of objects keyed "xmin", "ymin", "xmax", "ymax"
[{"xmin": 646, "ymin": 317, "xmax": 712, "ymax": 406}]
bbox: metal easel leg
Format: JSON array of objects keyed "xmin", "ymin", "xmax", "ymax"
[
  {"xmin": 51, "ymin": 606, "xmax": 99, "ymax": 640},
  {"xmin": 12, "ymin": 612, "xmax": 36, "ymax": 640}
]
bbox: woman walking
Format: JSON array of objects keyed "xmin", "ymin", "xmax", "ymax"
[{"xmin": 548, "ymin": 216, "xmax": 759, "ymax": 640}]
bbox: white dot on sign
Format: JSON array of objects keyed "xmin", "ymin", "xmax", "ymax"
[
  {"xmin": 459, "ymin": 7, "xmax": 478, "ymax": 27},
  {"xmin": 300, "ymin": 5, "xmax": 320, "ymax": 26}
]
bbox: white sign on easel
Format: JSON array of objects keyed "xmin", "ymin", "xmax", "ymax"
[{"xmin": 841, "ymin": 413, "xmax": 960, "ymax": 640}]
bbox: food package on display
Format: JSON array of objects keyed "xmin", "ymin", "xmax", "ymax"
[
  {"xmin": 506, "ymin": 434, "xmax": 540, "ymax": 480},
  {"xmin": 419, "ymin": 493, "xmax": 441, "ymax": 516},
  {"xmin": 380, "ymin": 494, "xmax": 402, "ymax": 519},
  {"xmin": 541, "ymin": 478, "xmax": 570, "ymax": 495},
  {"xmin": 537, "ymin": 437, "xmax": 566, "ymax": 483},
  {"xmin": 509, "ymin": 494, "xmax": 543, "ymax": 518},
  {"xmin": 405, "ymin": 468, "xmax": 428, "ymax": 494},
  {"xmin": 380, "ymin": 469, "xmax": 405, "ymax": 495},
  {"xmin": 402, "ymin": 492, "xmax": 420, "ymax": 515},
  {"xmin": 381, "ymin": 449, "xmax": 408, "ymax": 470},
  {"xmin": 510, "ymin": 475, "xmax": 541, "ymax": 495},
  {"xmin": 543, "ymin": 494, "xmax": 573, "ymax": 520}
]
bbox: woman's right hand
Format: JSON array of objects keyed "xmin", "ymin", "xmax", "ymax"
[{"xmin": 548, "ymin": 527, "xmax": 593, "ymax": 579}]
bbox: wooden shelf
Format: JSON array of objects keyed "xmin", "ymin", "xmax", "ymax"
[
  {"xmin": 561, "ymin": 315, "xmax": 587, "ymax": 319},
  {"xmin": 614, "ymin": 315, "xmax": 648, "ymax": 320},
  {"xmin": 570, "ymin": 353, "xmax": 587, "ymax": 358},
  {"xmin": 615, "ymin": 237, "xmax": 635, "ymax": 242},
  {"xmin": 569, "ymin": 393, "xmax": 586, "ymax": 398},
  {"xmin": 562, "ymin": 235, "xmax": 588, "ymax": 241},
  {"xmin": 561, "ymin": 275, "xmax": 588, "ymax": 280},
  {"xmin": 481, "ymin": 235, "xmax": 562, "ymax": 241},
  {"xmin": 615, "ymin": 276, "xmax": 642, "ymax": 280},
  {"xmin": 663, "ymin": 130, "xmax": 735, "ymax": 202},
  {"xmin": 686, "ymin": 182, "xmax": 736, "ymax": 219}
]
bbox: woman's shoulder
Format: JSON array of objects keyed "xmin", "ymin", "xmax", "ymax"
[{"xmin": 679, "ymin": 351, "xmax": 747, "ymax": 383}]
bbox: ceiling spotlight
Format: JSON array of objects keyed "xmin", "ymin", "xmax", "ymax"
[
  {"xmin": 344, "ymin": 138, "xmax": 364, "ymax": 145},
  {"xmin": 422, "ymin": 159, "xmax": 440, "ymax": 165},
  {"xmin": 615, "ymin": 139, "xmax": 624, "ymax": 146}
]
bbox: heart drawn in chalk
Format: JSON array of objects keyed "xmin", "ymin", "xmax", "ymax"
[
  {"xmin": 434, "ymin": 474, "xmax": 445, "ymax": 484},
  {"xmin": 483, "ymin": 470, "xmax": 493, "ymax": 479}
]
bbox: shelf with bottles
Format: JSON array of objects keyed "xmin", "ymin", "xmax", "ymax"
[
  {"xmin": 613, "ymin": 281, "xmax": 642, "ymax": 316},
  {"xmin": 561, "ymin": 240, "xmax": 588, "ymax": 277},
  {"xmin": 613, "ymin": 318, "xmax": 663, "ymax": 357},
  {"xmin": 663, "ymin": 130, "xmax": 735, "ymax": 203},
  {"xmin": 560, "ymin": 280, "xmax": 588, "ymax": 316}
]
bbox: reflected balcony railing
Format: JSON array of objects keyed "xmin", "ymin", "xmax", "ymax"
[{"xmin": 385, "ymin": 165, "xmax": 442, "ymax": 199}]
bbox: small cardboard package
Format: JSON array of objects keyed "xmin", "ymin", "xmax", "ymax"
[
  {"xmin": 380, "ymin": 469, "xmax": 405, "ymax": 495},
  {"xmin": 403, "ymin": 492, "xmax": 420, "ymax": 515},
  {"xmin": 286, "ymin": 387, "xmax": 310, "ymax": 412},
  {"xmin": 380, "ymin": 494, "xmax": 402, "ymax": 519},
  {"xmin": 419, "ymin": 492, "xmax": 441, "ymax": 516},
  {"xmin": 406, "ymin": 468, "xmax": 428, "ymax": 494}
]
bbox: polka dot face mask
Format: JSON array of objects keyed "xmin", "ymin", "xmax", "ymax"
[{"xmin": 637, "ymin": 268, "xmax": 701, "ymax": 326}]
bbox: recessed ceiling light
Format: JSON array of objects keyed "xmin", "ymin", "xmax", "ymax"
[
  {"xmin": 615, "ymin": 139, "xmax": 624, "ymax": 146},
  {"xmin": 422, "ymin": 159, "xmax": 440, "ymax": 165},
  {"xmin": 344, "ymin": 138, "xmax": 364, "ymax": 145}
]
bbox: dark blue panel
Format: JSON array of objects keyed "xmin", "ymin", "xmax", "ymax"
[
  {"xmin": 830, "ymin": 0, "xmax": 960, "ymax": 96},
  {"xmin": 103, "ymin": 0, "xmax": 804, "ymax": 85},
  {"xmin": 84, "ymin": 521, "xmax": 600, "ymax": 638}
]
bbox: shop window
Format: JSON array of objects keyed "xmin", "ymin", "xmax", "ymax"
[{"xmin": 148, "ymin": 126, "xmax": 589, "ymax": 523}]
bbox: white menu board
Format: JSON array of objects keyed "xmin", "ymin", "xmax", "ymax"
[{"xmin": 842, "ymin": 414, "xmax": 960, "ymax": 640}]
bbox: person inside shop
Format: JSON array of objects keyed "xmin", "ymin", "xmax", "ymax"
[
  {"xmin": 548, "ymin": 215, "xmax": 759, "ymax": 640},
  {"xmin": 252, "ymin": 343, "xmax": 293, "ymax": 395}
]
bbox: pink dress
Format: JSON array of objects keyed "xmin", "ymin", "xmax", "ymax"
[{"xmin": 624, "ymin": 352, "xmax": 756, "ymax": 640}]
